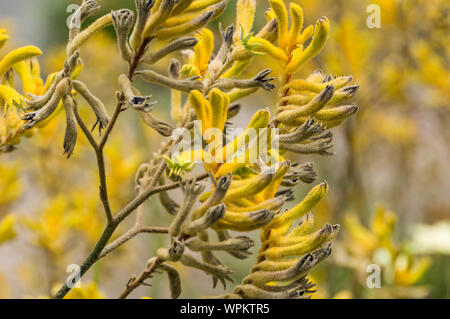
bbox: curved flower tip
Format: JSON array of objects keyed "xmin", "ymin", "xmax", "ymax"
[{"xmin": 0, "ymin": 45, "xmax": 43, "ymax": 78}]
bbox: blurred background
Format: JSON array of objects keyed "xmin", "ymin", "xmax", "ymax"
[{"xmin": 0, "ymin": 0, "xmax": 448, "ymax": 298}]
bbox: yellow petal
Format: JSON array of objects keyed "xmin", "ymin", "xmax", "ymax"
[
  {"xmin": 227, "ymin": 87, "xmax": 257, "ymax": 102},
  {"xmin": 288, "ymin": 3, "xmax": 303, "ymax": 48},
  {"xmin": 209, "ymin": 88, "xmax": 224, "ymax": 130},
  {"xmin": 222, "ymin": 59, "xmax": 251, "ymax": 79},
  {"xmin": 171, "ymin": 89, "xmax": 183, "ymax": 123},
  {"xmin": 269, "ymin": 0, "xmax": 288, "ymax": 49},
  {"xmin": 0, "ymin": 45, "xmax": 43, "ymax": 78},
  {"xmin": 262, "ymin": 182, "xmax": 328, "ymax": 239},
  {"xmin": 143, "ymin": 1, "xmax": 174, "ymax": 39},
  {"xmin": 248, "ymin": 37, "xmax": 288, "ymax": 62},
  {"xmin": 261, "ymin": 161, "xmax": 290, "ymax": 199},
  {"xmin": 194, "ymin": 28, "xmax": 214, "ymax": 74},
  {"xmin": 13, "ymin": 61, "xmax": 36, "ymax": 94},
  {"xmin": 189, "ymin": 90, "xmax": 210, "ymax": 129},
  {"xmin": 184, "ymin": 0, "xmax": 222, "ymax": 13},
  {"xmin": 286, "ymin": 17, "xmax": 329, "ymax": 74},
  {"xmin": 262, "ymin": 224, "xmax": 338, "ymax": 259},
  {"xmin": 234, "ymin": 0, "xmax": 256, "ymax": 42},
  {"xmin": 155, "ymin": 2, "xmax": 225, "ymax": 40},
  {"xmin": 0, "ymin": 85, "xmax": 25, "ymax": 107}
]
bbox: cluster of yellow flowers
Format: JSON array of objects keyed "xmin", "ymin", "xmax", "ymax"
[
  {"xmin": 156, "ymin": 0, "xmax": 359, "ymax": 298},
  {"xmin": 1, "ymin": 0, "xmax": 365, "ymax": 299},
  {"xmin": 0, "ymin": 28, "xmax": 87, "ymax": 154},
  {"xmin": 334, "ymin": 205, "xmax": 432, "ymax": 298},
  {"xmin": 0, "ymin": 29, "xmax": 42, "ymax": 151}
]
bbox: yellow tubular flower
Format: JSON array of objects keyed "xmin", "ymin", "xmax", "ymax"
[
  {"xmin": 67, "ymin": 14, "xmax": 113, "ymax": 55},
  {"xmin": 262, "ymin": 224, "xmax": 339, "ymax": 260},
  {"xmin": 215, "ymin": 109, "xmax": 270, "ymax": 164},
  {"xmin": 220, "ymin": 93, "xmax": 230, "ymax": 129},
  {"xmin": 202, "ymin": 171, "xmax": 274, "ymax": 204},
  {"xmin": 214, "ymin": 134, "xmax": 261, "ymax": 177},
  {"xmin": 0, "ymin": 85, "xmax": 26, "ymax": 107},
  {"xmin": 267, "ymin": 225, "xmax": 333, "ymax": 248},
  {"xmin": 251, "ymin": 259, "xmax": 297, "ymax": 272},
  {"xmin": 261, "ymin": 161, "xmax": 290, "ymax": 200},
  {"xmin": 216, "ymin": 114, "xmax": 270, "ymax": 171},
  {"xmin": 214, "ymin": 220, "xmax": 271, "ymax": 232},
  {"xmin": 227, "ymin": 196, "xmax": 286, "ymax": 212},
  {"xmin": 262, "ymin": 182, "xmax": 328, "ymax": 240},
  {"xmin": 209, "ymin": 88, "xmax": 228, "ymax": 131},
  {"xmin": 171, "ymin": 0, "xmax": 196, "ymax": 15},
  {"xmin": 288, "ymin": 3, "xmax": 304, "ymax": 48},
  {"xmin": 282, "ymin": 104, "xmax": 358, "ymax": 127},
  {"xmin": 13, "ymin": 61, "xmax": 37, "ymax": 94},
  {"xmin": 287, "ymin": 213, "xmax": 315, "ymax": 237},
  {"xmin": 283, "ymin": 75, "xmax": 352, "ymax": 92},
  {"xmin": 218, "ymin": 209, "xmax": 274, "ymax": 230},
  {"xmin": 184, "ymin": 0, "xmax": 223, "ymax": 13},
  {"xmin": 265, "ymin": 8, "xmax": 276, "ymax": 21},
  {"xmin": 247, "ymin": 37, "xmax": 288, "ymax": 62},
  {"xmin": 0, "ymin": 45, "xmax": 42, "ymax": 78},
  {"xmin": 312, "ymin": 104, "xmax": 359, "ymax": 121},
  {"xmin": 227, "ymin": 198, "xmax": 257, "ymax": 208},
  {"xmin": 165, "ymin": 0, "xmax": 224, "ymax": 28},
  {"xmin": 269, "ymin": 0, "xmax": 289, "ymax": 50},
  {"xmin": 189, "ymin": 90, "xmax": 210, "ymax": 130},
  {"xmin": 297, "ymin": 25, "xmax": 314, "ymax": 46},
  {"xmin": 276, "ymin": 85, "xmax": 334, "ymax": 123},
  {"xmin": 226, "ymin": 87, "xmax": 257, "ymax": 102},
  {"xmin": 224, "ymin": 172, "xmax": 274, "ymax": 202},
  {"xmin": 163, "ymin": 13, "xmax": 197, "ymax": 28},
  {"xmin": 143, "ymin": 0, "xmax": 174, "ymax": 39},
  {"xmin": 222, "ymin": 60, "xmax": 252, "ymax": 79},
  {"xmin": 286, "ymin": 17, "xmax": 330, "ymax": 74},
  {"xmin": 155, "ymin": 1, "xmax": 226, "ymax": 40},
  {"xmin": 30, "ymin": 57, "xmax": 40, "ymax": 77},
  {"xmin": 234, "ymin": 0, "xmax": 256, "ymax": 42},
  {"xmin": 194, "ymin": 29, "xmax": 215, "ymax": 75}
]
